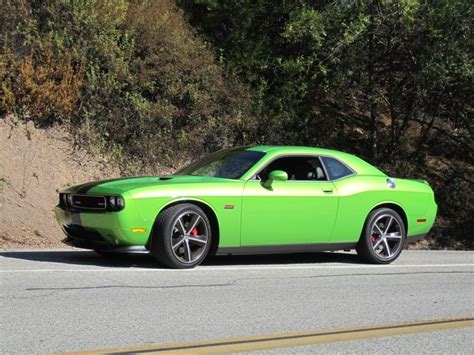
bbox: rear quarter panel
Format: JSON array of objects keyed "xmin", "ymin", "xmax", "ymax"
[{"xmin": 330, "ymin": 175, "xmax": 436, "ymax": 242}]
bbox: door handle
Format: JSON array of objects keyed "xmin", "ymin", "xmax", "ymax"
[{"xmin": 322, "ymin": 188, "xmax": 333, "ymax": 193}]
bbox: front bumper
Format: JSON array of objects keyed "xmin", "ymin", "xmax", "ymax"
[
  {"xmin": 61, "ymin": 223, "xmax": 112, "ymax": 250},
  {"xmin": 54, "ymin": 205, "xmax": 150, "ymax": 250},
  {"xmin": 62, "ymin": 235, "xmax": 148, "ymax": 253}
]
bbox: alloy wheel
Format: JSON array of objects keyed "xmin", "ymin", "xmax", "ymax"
[
  {"xmin": 370, "ymin": 214, "xmax": 403, "ymax": 259},
  {"xmin": 171, "ymin": 211, "xmax": 209, "ymax": 263}
]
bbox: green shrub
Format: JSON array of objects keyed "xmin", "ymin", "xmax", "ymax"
[{"xmin": 1, "ymin": 0, "xmax": 256, "ymax": 169}]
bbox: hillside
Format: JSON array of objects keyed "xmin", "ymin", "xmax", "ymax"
[
  {"xmin": 0, "ymin": 114, "xmax": 470, "ymax": 250},
  {"xmin": 0, "ymin": 116, "xmax": 119, "ymax": 248}
]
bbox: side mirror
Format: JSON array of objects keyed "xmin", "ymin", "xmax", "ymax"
[
  {"xmin": 269, "ymin": 170, "xmax": 288, "ymax": 181},
  {"xmin": 263, "ymin": 170, "xmax": 288, "ymax": 188}
]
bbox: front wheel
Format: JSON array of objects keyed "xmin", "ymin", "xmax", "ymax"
[
  {"xmin": 151, "ymin": 204, "xmax": 212, "ymax": 269},
  {"xmin": 356, "ymin": 208, "xmax": 406, "ymax": 264}
]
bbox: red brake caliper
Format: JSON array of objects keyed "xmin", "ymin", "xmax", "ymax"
[
  {"xmin": 191, "ymin": 228, "xmax": 198, "ymax": 236},
  {"xmin": 371, "ymin": 235, "xmax": 377, "ymax": 243}
]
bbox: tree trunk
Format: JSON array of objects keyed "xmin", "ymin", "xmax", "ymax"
[{"xmin": 367, "ymin": 8, "xmax": 378, "ymax": 160}]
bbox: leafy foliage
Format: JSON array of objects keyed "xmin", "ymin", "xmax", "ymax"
[
  {"xmin": 2, "ymin": 47, "xmax": 84, "ymax": 123},
  {"xmin": 1, "ymin": 0, "xmax": 472, "ymax": 248},
  {"xmin": 1, "ymin": 0, "xmax": 256, "ymax": 168},
  {"xmin": 180, "ymin": 0, "xmax": 473, "ymax": 248}
]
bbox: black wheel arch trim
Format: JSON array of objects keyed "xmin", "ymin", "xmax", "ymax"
[{"xmin": 147, "ymin": 199, "xmax": 220, "ymax": 256}]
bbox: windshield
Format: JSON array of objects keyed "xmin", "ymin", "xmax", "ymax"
[{"xmin": 175, "ymin": 148, "xmax": 265, "ymax": 179}]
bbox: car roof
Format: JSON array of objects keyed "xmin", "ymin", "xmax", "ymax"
[
  {"xmin": 247, "ymin": 145, "xmax": 341, "ymax": 155},
  {"xmin": 245, "ymin": 146, "xmax": 386, "ymax": 176}
]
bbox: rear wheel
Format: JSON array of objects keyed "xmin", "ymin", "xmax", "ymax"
[
  {"xmin": 356, "ymin": 208, "xmax": 406, "ymax": 264},
  {"xmin": 151, "ymin": 204, "xmax": 211, "ymax": 269}
]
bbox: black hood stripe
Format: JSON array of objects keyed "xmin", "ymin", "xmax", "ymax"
[{"xmin": 74, "ymin": 176, "xmax": 156, "ymax": 194}]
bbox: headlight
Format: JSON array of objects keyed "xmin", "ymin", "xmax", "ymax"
[
  {"xmin": 67, "ymin": 194, "xmax": 73, "ymax": 206},
  {"xmin": 116, "ymin": 196, "xmax": 125, "ymax": 209},
  {"xmin": 109, "ymin": 196, "xmax": 116, "ymax": 209},
  {"xmin": 107, "ymin": 196, "xmax": 125, "ymax": 211},
  {"xmin": 59, "ymin": 193, "xmax": 69, "ymax": 208}
]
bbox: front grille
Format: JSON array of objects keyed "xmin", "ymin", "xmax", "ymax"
[
  {"xmin": 59, "ymin": 193, "xmax": 124, "ymax": 212},
  {"xmin": 71, "ymin": 195, "xmax": 106, "ymax": 210}
]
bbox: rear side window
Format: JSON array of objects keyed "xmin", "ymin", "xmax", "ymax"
[{"xmin": 321, "ymin": 157, "xmax": 353, "ymax": 180}]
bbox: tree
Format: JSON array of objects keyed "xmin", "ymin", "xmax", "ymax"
[{"xmin": 181, "ymin": 0, "xmax": 473, "ymax": 248}]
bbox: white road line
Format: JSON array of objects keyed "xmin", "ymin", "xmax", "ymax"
[{"xmin": 0, "ymin": 263, "xmax": 473, "ymax": 273}]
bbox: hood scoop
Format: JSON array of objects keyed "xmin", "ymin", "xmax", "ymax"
[{"xmin": 157, "ymin": 176, "xmax": 174, "ymax": 181}]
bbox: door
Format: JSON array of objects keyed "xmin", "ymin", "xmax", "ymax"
[{"xmin": 240, "ymin": 156, "xmax": 339, "ymax": 246}]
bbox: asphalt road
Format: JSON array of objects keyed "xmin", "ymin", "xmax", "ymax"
[{"xmin": 1, "ymin": 250, "xmax": 473, "ymax": 354}]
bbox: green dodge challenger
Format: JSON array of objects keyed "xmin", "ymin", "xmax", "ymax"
[{"xmin": 55, "ymin": 146, "xmax": 437, "ymax": 268}]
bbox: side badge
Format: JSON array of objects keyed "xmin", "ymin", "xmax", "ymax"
[
  {"xmin": 386, "ymin": 178, "xmax": 396, "ymax": 189},
  {"xmin": 224, "ymin": 204, "xmax": 235, "ymax": 209}
]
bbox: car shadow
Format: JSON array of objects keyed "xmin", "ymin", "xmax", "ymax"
[
  {"xmin": 0, "ymin": 249, "xmax": 363, "ymax": 269},
  {"xmin": 1, "ymin": 250, "xmax": 159, "ymax": 269}
]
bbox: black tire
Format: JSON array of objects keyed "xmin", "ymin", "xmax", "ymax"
[
  {"xmin": 356, "ymin": 207, "xmax": 406, "ymax": 264},
  {"xmin": 150, "ymin": 204, "xmax": 212, "ymax": 269}
]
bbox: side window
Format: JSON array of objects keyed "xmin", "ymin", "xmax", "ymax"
[
  {"xmin": 257, "ymin": 156, "xmax": 327, "ymax": 181},
  {"xmin": 321, "ymin": 157, "xmax": 353, "ymax": 180}
]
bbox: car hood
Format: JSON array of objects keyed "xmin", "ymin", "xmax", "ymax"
[{"xmin": 62, "ymin": 175, "xmax": 234, "ymax": 195}]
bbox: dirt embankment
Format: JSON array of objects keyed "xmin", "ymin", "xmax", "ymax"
[
  {"xmin": 0, "ymin": 115, "xmax": 433, "ymax": 250},
  {"xmin": 0, "ymin": 116, "xmax": 119, "ymax": 248}
]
